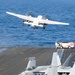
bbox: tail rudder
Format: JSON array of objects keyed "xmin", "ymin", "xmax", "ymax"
[
  {"xmin": 26, "ymin": 57, "xmax": 36, "ymax": 70},
  {"xmin": 51, "ymin": 52, "xmax": 61, "ymax": 66},
  {"xmin": 45, "ymin": 52, "xmax": 60, "ymax": 75},
  {"xmin": 69, "ymin": 63, "xmax": 75, "ymax": 75}
]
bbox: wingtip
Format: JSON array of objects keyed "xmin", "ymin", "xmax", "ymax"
[
  {"xmin": 6, "ymin": 11, "xmax": 9, "ymax": 15},
  {"xmin": 6, "ymin": 11, "xmax": 8, "ymax": 13},
  {"xmin": 63, "ymin": 23, "xmax": 69, "ymax": 25},
  {"xmin": 67, "ymin": 23, "xmax": 70, "ymax": 25},
  {"xmin": 6, "ymin": 11, "xmax": 10, "ymax": 14},
  {"xmin": 6, "ymin": 11, "xmax": 15, "ymax": 16}
]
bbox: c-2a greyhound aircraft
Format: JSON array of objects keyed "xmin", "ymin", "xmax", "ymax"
[
  {"xmin": 6, "ymin": 11, "xmax": 69, "ymax": 29},
  {"xmin": 18, "ymin": 52, "xmax": 75, "ymax": 75}
]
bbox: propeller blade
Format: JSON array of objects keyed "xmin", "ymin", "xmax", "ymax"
[{"xmin": 26, "ymin": 12, "xmax": 34, "ymax": 17}]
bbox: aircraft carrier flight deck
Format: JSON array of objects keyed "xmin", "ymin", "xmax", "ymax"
[{"xmin": 0, "ymin": 47, "xmax": 75, "ymax": 75}]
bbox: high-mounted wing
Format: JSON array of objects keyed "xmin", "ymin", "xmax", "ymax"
[
  {"xmin": 40, "ymin": 18, "xmax": 69, "ymax": 25},
  {"xmin": 6, "ymin": 11, "xmax": 69, "ymax": 26},
  {"xmin": 6, "ymin": 11, "xmax": 34, "ymax": 21}
]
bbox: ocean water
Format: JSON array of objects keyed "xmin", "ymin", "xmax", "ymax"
[{"xmin": 0, "ymin": 0, "xmax": 75, "ymax": 47}]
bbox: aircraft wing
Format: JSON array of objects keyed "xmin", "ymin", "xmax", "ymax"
[
  {"xmin": 6, "ymin": 11, "xmax": 69, "ymax": 25},
  {"xmin": 40, "ymin": 19, "xmax": 69, "ymax": 25},
  {"xmin": 6, "ymin": 11, "xmax": 34, "ymax": 21}
]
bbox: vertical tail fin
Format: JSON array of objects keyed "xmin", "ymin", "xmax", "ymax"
[
  {"xmin": 26, "ymin": 57, "xmax": 36, "ymax": 70},
  {"xmin": 63, "ymin": 53, "xmax": 75, "ymax": 67},
  {"xmin": 45, "ymin": 52, "xmax": 60, "ymax": 75},
  {"xmin": 51, "ymin": 52, "xmax": 61, "ymax": 66},
  {"xmin": 69, "ymin": 63, "xmax": 75, "ymax": 75}
]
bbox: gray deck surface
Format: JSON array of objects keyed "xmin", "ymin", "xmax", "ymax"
[{"xmin": 0, "ymin": 47, "xmax": 75, "ymax": 75}]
